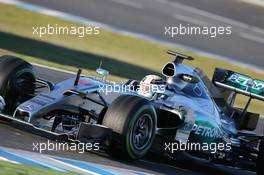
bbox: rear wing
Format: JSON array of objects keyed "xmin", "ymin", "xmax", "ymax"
[{"xmin": 213, "ymin": 68, "xmax": 264, "ymax": 101}]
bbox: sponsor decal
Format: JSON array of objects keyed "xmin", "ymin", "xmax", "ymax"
[
  {"xmin": 192, "ymin": 124, "xmax": 223, "ymax": 139},
  {"xmin": 228, "ymin": 73, "xmax": 252, "ymax": 88},
  {"xmin": 227, "ymin": 73, "xmax": 264, "ymax": 96},
  {"xmin": 78, "ymin": 80, "xmax": 94, "ymax": 87},
  {"xmin": 252, "ymin": 80, "xmax": 264, "ymax": 95}
]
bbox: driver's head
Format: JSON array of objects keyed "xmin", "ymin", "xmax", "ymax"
[{"xmin": 138, "ymin": 75, "xmax": 166, "ymax": 98}]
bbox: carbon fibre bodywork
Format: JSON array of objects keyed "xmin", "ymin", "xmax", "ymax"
[{"xmin": 0, "ymin": 51, "xmax": 263, "ymax": 172}]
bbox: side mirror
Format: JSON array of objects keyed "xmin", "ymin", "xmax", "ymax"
[
  {"xmin": 96, "ymin": 68, "xmax": 109, "ymax": 81},
  {"xmin": 180, "ymin": 74, "xmax": 200, "ymax": 84}
]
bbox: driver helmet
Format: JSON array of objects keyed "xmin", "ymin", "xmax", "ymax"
[{"xmin": 138, "ymin": 75, "xmax": 166, "ymax": 98}]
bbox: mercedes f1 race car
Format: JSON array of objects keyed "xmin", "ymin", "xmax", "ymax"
[{"xmin": 0, "ymin": 51, "xmax": 263, "ymax": 174}]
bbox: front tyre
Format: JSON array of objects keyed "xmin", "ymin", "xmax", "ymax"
[
  {"xmin": 102, "ymin": 95, "xmax": 157, "ymax": 160},
  {"xmin": 257, "ymin": 140, "xmax": 264, "ymax": 175},
  {"xmin": 0, "ymin": 56, "xmax": 36, "ymax": 112}
]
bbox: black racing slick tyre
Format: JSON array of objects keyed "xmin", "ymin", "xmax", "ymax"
[
  {"xmin": 102, "ymin": 95, "xmax": 157, "ymax": 160},
  {"xmin": 0, "ymin": 56, "xmax": 36, "ymax": 112},
  {"xmin": 257, "ymin": 140, "xmax": 264, "ymax": 175}
]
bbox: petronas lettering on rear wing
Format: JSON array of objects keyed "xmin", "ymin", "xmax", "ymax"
[{"xmin": 213, "ymin": 68, "xmax": 264, "ymax": 101}]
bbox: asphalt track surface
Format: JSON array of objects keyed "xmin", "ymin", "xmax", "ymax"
[
  {"xmin": 0, "ymin": 1, "xmax": 263, "ymax": 174},
  {"xmin": 20, "ymin": 0, "xmax": 264, "ymax": 69},
  {"xmin": 0, "ymin": 65, "xmax": 261, "ymax": 175}
]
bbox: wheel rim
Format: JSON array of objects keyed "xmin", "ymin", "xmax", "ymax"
[{"xmin": 131, "ymin": 113, "xmax": 153, "ymax": 151}]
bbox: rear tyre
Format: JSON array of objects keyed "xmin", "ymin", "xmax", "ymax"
[
  {"xmin": 0, "ymin": 56, "xmax": 36, "ymax": 112},
  {"xmin": 257, "ymin": 140, "xmax": 264, "ymax": 175},
  {"xmin": 102, "ymin": 95, "xmax": 157, "ymax": 160}
]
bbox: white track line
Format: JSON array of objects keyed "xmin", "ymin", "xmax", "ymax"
[
  {"xmin": 32, "ymin": 63, "xmax": 76, "ymax": 75},
  {"xmin": 110, "ymin": 0, "xmax": 144, "ymax": 9},
  {"xmin": 239, "ymin": 0, "xmax": 264, "ymax": 7},
  {"xmin": 173, "ymin": 14, "xmax": 210, "ymax": 26},
  {"xmin": 155, "ymin": 0, "xmax": 264, "ymax": 45},
  {"xmin": 47, "ymin": 157, "xmax": 101, "ymax": 175},
  {"xmin": 0, "ymin": 156, "xmax": 19, "ymax": 164},
  {"xmin": 239, "ymin": 32, "xmax": 264, "ymax": 44},
  {"xmin": 155, "ymin": 0, "xmax": 264, "ymax": 34}
]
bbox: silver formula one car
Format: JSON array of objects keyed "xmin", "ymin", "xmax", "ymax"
[{"xmin": 0, "ymin": 51, "xmax": 263, "ymax": 174}]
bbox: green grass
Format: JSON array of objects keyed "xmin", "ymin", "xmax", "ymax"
[
  {"xmin": 0, "ymin": 161, "xmax": 78, "ymax": 175},
  {"xmin": 0, "ymin": 3, "xmax": 263, "ymax": 114}
]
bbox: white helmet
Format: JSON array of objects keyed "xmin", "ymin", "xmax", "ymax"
[{"xmin": 138, "ymin": 75, "xmax": 166, "ymax": 98}]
